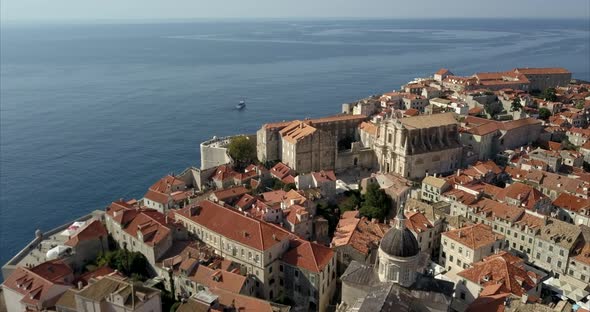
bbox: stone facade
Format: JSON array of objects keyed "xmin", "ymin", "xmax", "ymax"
[{"xmin": 374, "ymin": 113, "xmax": 463, "ymax": 180}]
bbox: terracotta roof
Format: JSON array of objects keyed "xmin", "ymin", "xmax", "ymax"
[
  {"xmin": 442, "ymin": 188, "xmax": 478, "ymax": 205},
  {"xmin": 270, "ymin": 162, "xmax": 292, "ymax": 180},
  {"xmin": 212, "ymin": 165, "xmax": 237, "ymax": 182},
  {"xmin": 443, "ymin": 223, "xmax": 503, "ymax": 250},
  {"xmin": 212, "ymin": 186, "xmax": 249, "ymax": 201},
  {"xmin": 149, "ymin": 175, "xmax": 186, "ymax": 193},
  {"xmin": 144, "ymin": 189, "xmax": 170, "ymax": 204},
  {"xmin": 466, "ymin": 292, "xmax": 511, "ymax": 312},
  {"xmin": 435, "ymin": 68, "xmax": 450, "ymax": 76},
  {"xmin": 122, "ymin": 209, "xmax": 174, "ymax": 246},
  {"xmin": 471, "ymin": 199, "xmax": 524, "ymax": 223},
  {"xmin": 552, "ymin": 192, "xmax": 590, "ymax": 213},
  {"xmin": 458, "ymin": 251, "xmax": 538, "ymax": 297},
  {"xmin": 496, "ymin": 182, "xmax": 547, "ymax": 211},
  {"xmin": 281, "ymin": 175, "xmax": 296, "ymax": 184},
  {"xmin": 331, "ymin": 216, "xmax": 389, "ymax": 255},
  {"xmin": 260, "ymin": 189, "xmax": 287, "ymax": 204},
  {"xmin": 280, "ymin": 121, "xmax": 317, "ymax": 144},
  {"xmin": 210, "ymin": 287, "xmax": 286, "ymax": 312},
  {"xmin": 404, "ymin": 211, "xmax": 433, "ymax": 233},
  {"xmin": 74, "ymin": 266, "xmax": 116, "ymax": 287},
  {"xmin": 514, "ymin": 212, "xmax": 546, "ymax": 229},
  {"xmin": 514, "ymin": 67, "xmax": 571, "ymax": 75},
  {"xmin": 235, "ymin": 194, "xmax": 257, "ymax": 210},
  {"xmin": 311, "ymin": 170, "xmax": 337, "ymax": 183},
  {"xmin": 358, "ymin": 121, "xmax": 378, "ymax": 135},
  {"xmin": 3, "ymin": 262, "xmax": 73, "ymax": 309},
  {"xmin": 175, "ymin": 200, "xmax": 291, "ymax": 251},
  {"xmin": 282, "ymin": 238, "xmax": 334, "ymax": 273},
  {"xmin": 285, "ymin": 205, "xmax": 308, "ymax": 226},
  {"xmin": 190, "ymin": 265, "xmax": 246, "ymax": 294},
  {"xmin": 65, "ymin": 219, "xmax": 107, "ymax": 247}
]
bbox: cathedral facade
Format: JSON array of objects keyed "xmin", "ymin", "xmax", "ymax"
[{"xmin": 374, "ymin": 113, "xmax": 463, "ymax": 180}]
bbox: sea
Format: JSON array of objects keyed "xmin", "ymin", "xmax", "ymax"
[{"xmin": 1, "ymin": 19, "xmax": 589, "ymax": 267}]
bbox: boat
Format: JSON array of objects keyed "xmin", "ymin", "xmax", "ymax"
[{"xmin": 236, "ymin": 99, "xmax": 246, "ymax": 110}]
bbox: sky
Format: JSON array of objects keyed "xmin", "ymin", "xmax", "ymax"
[{"xmin": 1, "ymin": 0, "xmax": 590, "ymax": 22}]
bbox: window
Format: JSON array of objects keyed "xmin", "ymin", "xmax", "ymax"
[
  {"xmin": 547, "ymin": 256, "xmax": 552, "ymax": 263},
  {"xmin": 466, "ymin": 250, "xmax": 470, "ymax": 257},
  {"xmin": 460, "ymin": 292, "xmax": 466, "ymax": 300},
  {"xmin": 458, "ymin": 247, "xmax": 463, "ymax": 254},
  {"xmin": 536, "ymin": 253, "xmax": 541, "ymax": 260},
  {"xmin": 557, "ymin": 261, "xmax": 562, "ymax": 268},
  {"xmin": 559, "ymin": 250, "xmax": 564, "ymax": 256},
  {"xmin": 538, "ymin": 241, "xmax": 542, "ymax": 247},
  {"xmin": 279, "ymin": 265, "xmax": 283, "ymax": 272},
  {"xmin": 449, "ymin": 255, "xmax": 454, "ymax": 262},
  {"xmin": 295, "ymin": 270, "xmax": 299, "ymax": 277},
  {"xmin": 549, "ymin": 245, "xmax": 553, "ymax": 252}
]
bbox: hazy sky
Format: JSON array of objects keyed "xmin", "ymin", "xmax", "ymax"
[{"xmin": 2, "ymin": 0, "xmax": 589, "ymax": 22}]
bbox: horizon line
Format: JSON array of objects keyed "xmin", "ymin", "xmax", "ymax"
[{"xmin": 2, "ymin": 16, "xmax": 589, "ymax": 25}]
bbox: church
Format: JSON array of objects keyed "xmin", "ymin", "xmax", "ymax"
[
  {"xmin": 374, "ymin": 113, "xmax": 463, "ymax": 180},
  {"xmin": 337, "ymin": 204, "xmax": 454, "ymax": 312}
]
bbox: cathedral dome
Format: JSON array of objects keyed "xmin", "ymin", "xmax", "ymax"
[{"xmin": 380, "ymin": 223, "xmax": 420, "ymax": 258}]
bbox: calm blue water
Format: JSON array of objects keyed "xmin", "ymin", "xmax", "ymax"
[{"xmin": 1, "ymin": 19, "xmax": 589, "ymax": 266}]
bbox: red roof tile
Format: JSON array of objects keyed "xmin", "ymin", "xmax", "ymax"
[
  {"xmin": 282, "ymin": 238, "xmax": 334, "ymax": 273},
  {"xmin": 175, "ymin": 201, "xmax": 292, "ymax": 251},
  {"xmin": 443, "ymin": 223, "xmax": 503, "ymax": 250}
]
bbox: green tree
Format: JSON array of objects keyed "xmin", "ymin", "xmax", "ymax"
[
  {"xmin": 96, "ymin": 250, "xmax": 150, "ymax": 280},
  {"xmin": 228, "ymin": 136, "xmax": 256, "ymax": 168},
  {"xmin": 561, "ymin": 138, "xmax": 576, "ymax": 151},
  {"xmin": 542, "ymin": 88, "xmax": 557, "ymax": 102},
  {"xmin": 339, "ymin": 191, "xmax": 361, "ymax": 213},
  {"xmin": 575, "ymin": 101, "xmax": 585, "ymax": 110},
  {"xmin": 283, "ymin": 183, "xmax": 297, "ymax": 191},
  {"xmin": 272, "ymin": 178, "xmax": 285, "ymax": 190},
  {"xmin": 538, "ymin": 107, "xmax": 552, "ymax": 120},
  {"xmin": 510, "ymin": 97, "xmax": 522, "ymax": 112},
  {"xmin": 359, "ymin": 183, "xmax": 390, "ymax": 220}
]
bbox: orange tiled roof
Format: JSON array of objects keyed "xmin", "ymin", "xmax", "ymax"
[
  {"xmin": 3, "ymin": 262, "xmax": 73, "ymax": 309},
  {"xmin": 311, "ymin": 170, "xmax": 336, "ymax": 183},
  {"xmin": 65, "ymin": 220, "xmax": 107, "ymax": 247},
  {"xmin": 190, "ymin": 265, "xmax": 246, "ymax": 294},
  {"xmin": 279, "ymin": 121, "xmax": 317, "ymax": 144},
  {"xmin": 270, "ymin": 162, "xmax": 292, "ymax": 179},
  {"xmin": 331, "ymin": 216, "xmax": 389, "ymax": 255},
  {"xmin": 144, "ymin": 189, "xmax": 171, "ymax": 204},
  {"xmin": 404, "ymin": 211, "xmax": 433, "ymax": 233},
  {"xmin": 458, "ymin": 251, "xmax": 538, "ymax": 297},
  {"xmin": 122, "ymin": 209, "xmax": 175, "ymax": 246},
  {"xmin": 514, "ymin": 67, "xmax": 570, "ymax": 75},
  {"xmin": 176, "ymin": 200, "xmax": 291, "ymax": 251},
  {"xmin": 496, "ymin": 182, "xmax": 547, "ymax": 210},
  {"xmin": 435, "ymin": 68, "xmax": 450, "ymax": 76},
  {"xmin": 212, "ymin": 186, "xmax": 249, "ymax": 201},
  {"xmin": 443, "ymin": 223, "xmax": 503, "ymax": 250},
  {"xmin": 359, "ymin": 121, "xmax": 378, "ymax": 135},
  {"xmin": 282, "ymin": 238, "xmax": 334, "ymax": 273},
  {"xmin": 149, "ymin": 175, "xmax": 186, "ymax": 194},
  {"xmin": 552, "ymin": 193, "xmax": 590, "ymax": 212},
  {"xmin": 471, "ymin": 198, "xmax": 524, "ymax": 223}
]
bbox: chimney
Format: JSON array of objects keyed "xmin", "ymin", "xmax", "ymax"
[
  {"xmin": 457, "ymin": 169, "xmax": 461, "ymax": 177},
  {"xmin": 78, "ymin": 281, "xmax": 84, "ymax": 290},
  {"xmin": 371, "ymin": 218, "xmax": 377, "ymax": 224}
]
